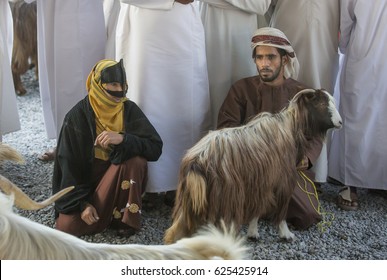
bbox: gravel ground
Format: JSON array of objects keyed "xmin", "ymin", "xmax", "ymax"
[{"xmin": 1, "ymin": 69, "xmax": 386, "ymax": 260}]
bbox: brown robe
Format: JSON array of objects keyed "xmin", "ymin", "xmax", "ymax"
[
  {"xmin": 56, "ymin": 157, "xmax": 148, "ymax": 236},
  {"xmin": 218, "ymin": 76, "xmax": 322, "ymax": 229}
]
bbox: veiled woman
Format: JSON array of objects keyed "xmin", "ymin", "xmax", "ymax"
[{"xmin": 52, "ymin": 59, "xmax": 162, "ymax": 237}]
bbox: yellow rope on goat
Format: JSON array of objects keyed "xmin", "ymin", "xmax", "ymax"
[{"xmin": 297, "ymin": 171, "xmax": 334, "ymax": 233}]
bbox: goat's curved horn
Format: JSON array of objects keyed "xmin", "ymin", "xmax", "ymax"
[
  {"xmin": 0, "ymin": 174, "xmax": 74, "ymax": 210},
  {"xmin": 0, "ymin": 143, "xmax": 25, "ymax": 164}
]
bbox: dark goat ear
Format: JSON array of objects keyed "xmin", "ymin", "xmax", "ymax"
[
  {"xmin": 303, "ymin": 90, "xmax": 317, "ymax": 100},
  {"xmin": 297, "ymin": 89, "xmax": 317, "ymax": 103}
]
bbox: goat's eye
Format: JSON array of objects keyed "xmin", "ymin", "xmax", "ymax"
[{"xmin": 317, "ymin": 102, "xmax": 328, "ymax": 110}]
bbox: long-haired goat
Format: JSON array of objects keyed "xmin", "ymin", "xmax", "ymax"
[
  {"xmin": 0, "ymin": 193, "xmax": 246, "ymax": 259},
  {"xmin": 10, "ymin": 0, "xmax": 38, "ymax": 95},
  {"xmin": 164, "ymin": 89, "xmax": 342, "ymax": 244},
  {"xmin": 0, "ymin": 143, "xmax": 247, "ymax": 260}
]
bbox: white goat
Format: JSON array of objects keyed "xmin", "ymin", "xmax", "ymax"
[
  {"xmin": 0, "ymin": 143, "xmax": 247, "ymax": 260},
  {"xmin": 0, "ymin": 193, "xmax": 246, "ymax": 259}
]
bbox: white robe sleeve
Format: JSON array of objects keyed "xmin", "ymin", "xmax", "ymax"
[
  {"xmin": 199, "ymin": 0, "xmax": 271, "ymax": 14},
  {"xmin": 120, "ymin": 0, "xmax": 174, "ymax": 10},
  {"xmin": 198, "ymin": 0, "xmax": 235, "ymax": 9},
  {"xmin": 339, "ymin": 0, "xmax": 356, "ymax": 54},
  {"xmin": 225, "ymin": 0, "xmax": 271, "ymax": 14}
]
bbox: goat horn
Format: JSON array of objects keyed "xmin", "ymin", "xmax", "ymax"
[
  {"xmin": 0, "ymin": 143, "xmax": 25, "ymax": 164},
  {"xmin": 0, "ymin": 174, "xmax": 74, "ymax": 210}
]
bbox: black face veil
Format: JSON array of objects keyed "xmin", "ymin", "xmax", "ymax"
[{"xmin": 100, "ymin": 58, "xmax": 128, "ymax": 98}]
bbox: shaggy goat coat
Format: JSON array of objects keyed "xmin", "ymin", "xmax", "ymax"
[
  {"xmin": 10, "ymin": 0, "xmax": 38, "ymax": 95},
  {"xmin": 0, "ymin": 143, "xmax": 247, "ymax": 260},
  {"xmin": 0, "ymin": 192, "xmax": 247, "ymax": 260},
  {"xmin": 164, "ymin": 89, "xmax": 342, "ymax": 244}
]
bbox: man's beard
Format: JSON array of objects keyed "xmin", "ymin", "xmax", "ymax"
[{"xmin": 258, "ymin": 61, "xmax": 282, "ymax": 82}]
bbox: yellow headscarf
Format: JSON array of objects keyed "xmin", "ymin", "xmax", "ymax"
[{"xmin": 86, "ymin": 59, "xmax": 128, "ymax": 160}]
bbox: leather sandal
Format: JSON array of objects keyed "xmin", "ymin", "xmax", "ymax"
[
  {"xmin": 117, "ymin": 227, "xmax": 137, "ymax": 238},
  {"xmin": 337, "ymin": 186, "xmax": 359, "ymax": 211},
  {"xmin": 38, "ymin": 148, "xmax": 56, "ymax": 162}
]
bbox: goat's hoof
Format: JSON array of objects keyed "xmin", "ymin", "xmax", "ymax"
[
  {"xmin": 247, "ymin": 234, "xmax": 259, "ymax": 241},
  {"xmin": 16, "ymin": 90, "xmax": 26, "ymax": 96},
  {"xmin": 280, "ymin": 232, "xmax": 296, "ymax": 242},
  {"xmin": 247, "ymin": 232, "xmax": 260, "ymax": 240}
]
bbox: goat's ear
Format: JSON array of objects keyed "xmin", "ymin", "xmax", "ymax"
[
  {"xmin": 298, "ymin": 89, "xmax": 317, "ymax": 103},
  {"xmin": 304, "ymin": 90, "xmax": 317, "ymax": 100}
]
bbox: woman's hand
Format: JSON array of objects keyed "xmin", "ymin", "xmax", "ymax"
[
  {"xmin": 95, "ymin": 131, "xmax": 124, "ymax": 149},
  {"xmin": 81, "ymin": 203, "xmax": 100, "ymax": 225}
]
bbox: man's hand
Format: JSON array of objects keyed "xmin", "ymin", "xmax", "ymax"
[
  {"xmin": 175, "ymin": 0, "xmax": 194, "ymax": 4},
  {"xmin": 297, "ymin": 156, "xmax": 310, "ymax": 171},
  {"xmin": 81, "ymin": 203, "xmax": 100, "ymax": 225},
  {"xmin": 94, "ymin": 131, "xmax": 124, "ymax": 149}
]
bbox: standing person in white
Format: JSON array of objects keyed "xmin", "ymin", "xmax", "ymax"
[
  {"xmin": 103, "ymin": 0, "xmax": 121, "ymax": 60},
  {"xmin": 198, "ymin": 0, "xmax": 271, "ymax": 128},
  {"xmin": 26, "ymin": 0, "xmax": 106, "ymax": 160},
  {"xmin": 0, "ymin": 0, "xmax": 20, "ymax": 141},
  {"xmin": 116, "ymin": 0, "xmax": 211, "ymax": 203},
  {"xmin": 328, "ymin": 0, "xmax": 387, "ymax": 210},
  {"xmin": 269, "ymin": 0, "xmax": 340, "ymax": 184}
]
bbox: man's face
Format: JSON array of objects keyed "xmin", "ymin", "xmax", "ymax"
[{"xmin": 254, "ymin": 46, "xmax": 286, "ymax": 84}]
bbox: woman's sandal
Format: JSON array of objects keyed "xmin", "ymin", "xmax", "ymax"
[
  {"xmin": 337, "ymin": 186, "xmax": 359, "ymax": 211},
  {"xmin": 117, "ymin": 227, "xmax": 137, "ymax": 238}
]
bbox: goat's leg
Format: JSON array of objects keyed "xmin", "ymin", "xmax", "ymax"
[
  {"xmin": 12, "ymin": 71, "xmax": 26, "ymax": 95},
  {"xmin": 32, "ymin": 54, "xmax": 39, "ymax": 81},
  {"xmin": 164, "ymin": 212, "xmax": 190, "ymax": 244},
  {"xmin": 247, "ymin": 217, "xmax": 259, "ymax": 239},
  {"xmin": 278, "ymin": 220, "xmax": 295, "ymax": 241}
]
